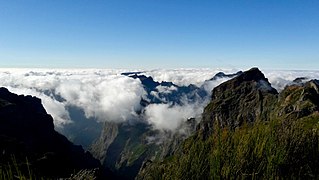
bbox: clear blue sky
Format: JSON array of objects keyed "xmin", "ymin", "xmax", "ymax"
[{"xmin": 0, "ymin": 0, "xmax": 318, "ymax": 69}]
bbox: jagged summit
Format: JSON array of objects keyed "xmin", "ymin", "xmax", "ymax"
[
  {"xmin": 236, "ymin": 67, "xmax": 265, "ymax": 81},
  {"xmin": 129, "ymin": 74, "xmax": 160, "ymax": 91},
  {"xmin": 220, "ymin": 67, "xmax": 277, "ymax": 92},
  {"xmin": 200, "ymin": 68, "xmax": 278, "ymax": 135}
]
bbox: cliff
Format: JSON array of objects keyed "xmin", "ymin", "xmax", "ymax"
[{"xmin": 0, "ymin": 87, "xmax": 103, "ymax": 178}]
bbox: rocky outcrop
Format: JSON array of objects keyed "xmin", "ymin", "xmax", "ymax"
[
  {"xmin": 275, "ymin": 79, "xmax": 319, "ymax": 119},
  {"xmin": 199, "ymin": 68, "xmax": 278, "ymax": 137},
  {"xmin": 0, "ymin": 87, "xmax": 102, "ymax": 178},
  {"xmin": 136, "ymin": 68, "xmax": 319, "ymax": 179}
]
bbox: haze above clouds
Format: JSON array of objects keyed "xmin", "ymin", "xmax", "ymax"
[{"xmin": 0, "ymin": 68, "xmax": 318, "ymax": 130}]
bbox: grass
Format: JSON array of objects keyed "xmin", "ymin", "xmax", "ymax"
[
  {"xmin": 127, "ymin": 144, "xmax": 147, "ymax": 165},
  {"xmin": 139, "ymin": 113, "xmax": 319, "ymax": 179}
]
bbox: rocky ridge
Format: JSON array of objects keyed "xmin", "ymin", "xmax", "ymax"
[{"xmin": 137, "ymin": 68, "xmax": 319, "ymax": 179}]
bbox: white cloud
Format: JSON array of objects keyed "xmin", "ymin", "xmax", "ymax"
[
  {"xmin": 142, "ymin": 68, "xmax": 239, "ymax": 86},
  {"xmin": 144, "ymin": 103, "xmax": 202, "ymax": 131},
  {"xmin": 201, "ymin": 77, "xmax": 233, "ymax": 93},
  {"xmin": 1, "ymin": 68, "xmax": 318, "ymax": 131},
  {"xmin": 0, "ymin": 68, "xmax": 145, "ymax": 126},
  {"xmin": 156, "ymin": 85, "xmax": 177, "ymax": 94},
  {"xmin": 264, "ymin": 70, "xmax": 319, "ymax": 91},
  {"xmin": 55, "ymin": 75, "xmax": 145, "ymax": 122}
]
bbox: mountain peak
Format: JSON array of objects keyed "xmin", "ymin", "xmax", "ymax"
[
  {"xmin": 236, "ymin": 67, "xmax": 266, "ymax": 82},
  {"xmin": 199, "ymin": 68, "xmax": 278, "ymax": 137},
  {"xmin": 213, "ymin": 68, "xmax": 277, "ymax": 98}
]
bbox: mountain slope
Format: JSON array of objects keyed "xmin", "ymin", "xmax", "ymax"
[
  {"xmin": 137, "ymin": 68, "xmax": 319, "ymax": 179},
  {"xmin": 0, "ymin": 87, "xmax": 103, "ymax": 178},
  {"xmin": 90, "ymin": 71, "xmax": 242, "ymax": 179}
]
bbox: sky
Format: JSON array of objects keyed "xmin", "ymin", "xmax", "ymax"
[{"xmin": 0, "ymin": 0, "xmax": 318, "ymax": 70}]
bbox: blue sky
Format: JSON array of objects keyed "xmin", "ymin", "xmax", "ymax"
[{"xmin": 0, "ymin": 0, "xmax": 318, "ymax": 69}]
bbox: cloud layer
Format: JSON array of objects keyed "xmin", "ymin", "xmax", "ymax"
[
  {"xmin": 0, "ymin": 69, "xmax": 145, "ymax": 127},
  {"xmin": 1, "ymin": 68, "xmax": 318, "ymax": 131}
]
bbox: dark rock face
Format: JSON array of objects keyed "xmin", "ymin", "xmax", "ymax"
[
  {"xmin": 200, "ymin": 68, "xmax": 278, "ymax": 137},
  {"xmin": 199, "ymin": 68, "xmax": 319, "ymax": 139},
  {"xmin": 136, "ymin": 68, "xmax": 319, "ymax": 179},
  {"xmin": 0, "ymin": 87, "xmax": 101, "ymax": 178}
]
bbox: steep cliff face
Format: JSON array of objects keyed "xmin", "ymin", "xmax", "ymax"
[
  {"xmin": 91, "ymin": 121, "xmax": 119, "ymax": 164},
  {"xmin": 0, "ymin": 87, "xmax": 102, "ymax": 178},
  {"xmin": 137, "ymin": 68, "xmax": 319, "ymax": 179},
  {"xmin": 90, "ymin": 119, "xmax": 196, "ymax": 179},
  {"xmin": 200, "ymin": 68, "xmax": 278, "ymax": 137}
]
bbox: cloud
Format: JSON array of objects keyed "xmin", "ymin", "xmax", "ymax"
[
  {"xmin": 144, "ymin": 102, "xmax": 203, "ymax": 131},
  {"xmin": 264, "ymin": 70, "xmax": 319, "ymax": 91},
  {"xmin": 0, "ymin": 69, "xmax": 145, "ymax": 126},
  {"xmin": 142, "ymin": 68, "xmax": 239, "ymax": 86},
  {"xmin": 55, "ymin": 75, "xmax": 145, "ymax": 122},
  {"xmin": 156, "ymin": 85, "xmax": 177, "ymax": 94},
  {"xmin": 1, "ymin": 68, "xmax": 318, "ymax": 132},
  {"xmin": 201, "ymin": 77, "xmax": 233, "ymax": 93}
]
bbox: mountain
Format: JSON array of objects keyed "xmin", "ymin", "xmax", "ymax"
[
  {"xmin": 89, "ymin": 71, "xmax": 242, "ymax": 179},
  {"xmin": 90, "ymin": 119, "xmax": 196, "ymax": 179},
  {"xmin": 137, "ymin": 68, "xmax": 319, "ymax": 179},
  {"xmin": 125, "ymin": 73, "xmax": 208, "ymax": 105},
  {"xmin": 199, "ymin": 68, "xmax": 277, "ymax": 138},
  {"xmin": 0, "ymin": 87, "xmax": 109, "ymax": 179},
  {"xmin": 87, "ymin": 71, "xmax": 244, "ymax": 179}
]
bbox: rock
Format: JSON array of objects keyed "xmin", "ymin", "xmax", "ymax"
[
  {"xmin": 136, "ymin": 68, "xmax": 319, "ymax": 179},
  {"xmin": 199, "ymin": 68, "xmax": 278, "ymax": 138},
  {"xmin": 0, "ymin": 87, "xmax": 101, "ymax": 178}
]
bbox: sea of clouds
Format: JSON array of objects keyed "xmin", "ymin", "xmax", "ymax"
[{"xmin": 0, "ymin": 68, "xmax": 318, "ymax": 131}]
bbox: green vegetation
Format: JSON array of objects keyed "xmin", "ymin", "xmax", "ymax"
[
  {"xmin": 137, "ymin": 71, "xmax": 319, "ymax": 180},
  {"xmin": 128, "ymin": 144, "xmax": 147, "ymax": 165},
  {"xmin": 139, "ymin": 113, "xmax": 319, "ymax": 179}
]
